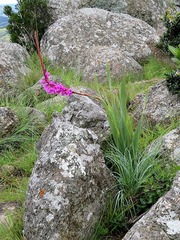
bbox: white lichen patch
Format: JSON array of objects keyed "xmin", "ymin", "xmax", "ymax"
[
  {"xmin": 30, "ymin": 173, "xmax": 40, "ymax": 186},
  {"xmin": 44, "ymin": 192, "xmax": 69, "ymax": 211},
  {"xmin": 86, "ymin": 212, "xmax": 93, "ymax": 221},
  {"xmin": 50, "ymin": 180, "xmax": 67, "ymax": 195},
  {"xmin": 166, "ymin": 220, "xmax": 180, "ymax": 235},
  {"xmin": 46, "ymin": 214, "xmax": 54, "ymax": 223},
  {"xmin": 60, "ymin": 159, "xmax": 74, "ymax": 178}
]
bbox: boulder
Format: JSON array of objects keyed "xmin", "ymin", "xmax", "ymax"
[
  {"xmin": 48, "ymin": 0, "xmax": 178, "ymax": 32},
  {"xmin": 24, "ymin": 94, "xmax": 115, "ymax": 240},
  {"xmin": 41, "ymin": 8, "xmax": 159, "ymax": 81},
  {"xmin": 47, "ymin": 0, "xmax": 81, "ymax": 21},
  {"xmin": 0, "ymin": 41, "xmax": 29, "ymax": 97},
  {"xmin": 0, "ymin": 107, "xmax": 19, "ymax": 137},
  {"xmin": 131, "ymin": 81, "xmax": 180, "ymax": 126},
  {"xmin": 121, "ymin": 0, "xmax": 175, "ymax": 32}
]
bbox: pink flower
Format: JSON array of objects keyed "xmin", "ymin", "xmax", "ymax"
[{"xmin": 41, "ymin": 70, "xmax": 73, "ymax": 96}]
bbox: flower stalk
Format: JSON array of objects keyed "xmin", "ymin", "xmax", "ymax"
[{"xmin": 34, "ymin": 31, "xmax": 100, "ymax": 99}]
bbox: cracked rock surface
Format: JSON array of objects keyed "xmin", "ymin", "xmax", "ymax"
[{"xmin": 24, "ymin": 94, "xmax": 115, "ymax": 240}]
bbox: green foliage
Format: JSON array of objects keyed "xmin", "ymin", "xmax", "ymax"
[
  {"xmin": 0, "ymin": 207, "xmax": 24, "ymax": 240},
  {"xmin": 4, "ymin": 0, "xmax": 52, "ymax": 52},
  {"xmin": 92, "ymin": 158, "xmax": 177, "ymax": 239},
  {"xmin": 158, "ymin": 11, "xmax": 180, "ymax": 52},
  {"xmin": 101, "ymin": 80, "xmax": 143, "ymax": 159},
  {"xmin": 168, "ymin": 45, "xmax": 180, "ymax": 68},
  {"xmin": 143, "ymin": 56, "xmax": 174, "ymax": 80},
  {"xmin": 166, "ymin": 71, "xmax": 180, "ymax": 96},
  {"xmin": 0, "ymin": 105, "xmax": 41, "ymax": 152},
  {"xmin": 136, "ymin": 161, "xmax": 178, "ymax": 214},
  {"xmin": 93, "ymin": 70, "xmax": 178, "ymax": 239},
  {"xmin": 165, "ymin": 45, "xmax": 180, "ymax": 96}
]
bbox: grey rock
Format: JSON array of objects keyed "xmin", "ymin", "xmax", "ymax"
[
  {"xmin": 24, "ymin": 94, "xmax": 115, "ymax": 240},
  {"xmin": 47, "ymin": 0, "xmax": 81, "ymax": 21},
  {"xmin": 81, "ymin": 45, "xmax": 142, "ymax": 81},
  {"xmin": 151, "ymin": 126, "xmax": 180, "ymax": 165},
  {"xmin": 122, "ymin": 171, "xmax": 180, "ymax": 240},
  {"xmin": 61, "ymin": 94, "xmax": 110, "ymax": 143},
  {"xmin": 41, "ymin": 8, "xmax": 159, "ymax": 81},
  {"xmin": 23, "ymin": 107, "xmax": 48, "ymax": 127},
  {"xmin": 48, "ymin": 0, "xmax": 178, "ymax": 32},
  {"xmin": 82, "ymin": 0, "xmax": 128, "ymax": 13},
  {"xmin": 131, "ymin": 81, "xmax": 180, "ymax": 126},
  {"xmin": 124, "ymin": 0, "xmax": 176, "ymax": 32},
  {"xmin": 0, "ymin": 107, "xmax": 19, "ymax": 137},
  {"xmin": 0, "ymin": 41, "xmax": 29, "ymax": 97}
]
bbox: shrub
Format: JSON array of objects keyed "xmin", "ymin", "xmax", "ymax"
[
  {"xmin": 165, "ymin": 45, "xmax": 180, "ymax": 96},
  {"xmin": 4, "ymin": 0, "xmax": 52, "ymax": 53},
  {"xmin": 166, "ymin": 72, "xmax": 180, "ymax": 96},
  {"xmin": 158, "ymin": 10, "xmax": 180, "ymax": 52}
]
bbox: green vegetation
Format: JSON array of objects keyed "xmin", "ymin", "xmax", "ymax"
[
  {"xmin": 0, "ymin": 52, "xmax": 179, "ymax": 239},
  {"xmin": 4, "ymin": 0, "xmax": 52, "ymax": 52},
  {"xmin": 91, "ymin": 69, "xmax": 178, "ymax": 239},
  {"xmin": 0, "ymin": 28, "xmax": 9, "ymax": 41},
  {"xmin": 158, "ymin": 10, "xmax": 180, "ymax": 52},
  {"xmin": 165, "ymin": 45, "xmax": 180, "ymax": 96}
]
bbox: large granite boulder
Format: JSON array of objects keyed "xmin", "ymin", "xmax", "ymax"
[
  {"xmin": 0, "ymin": 41, "xmax": 29, "ymax": 97},
  {"xmin": 48, "ymin": 0, "xmax": 178, "ymax": 31},
  {"xmin": 131, "ymin": 81, "xmax": 180, "ymax": 126},
  {"xmin": 41, "ymin": 8, "xmax": 159, "ymax": 81},
  {"xmin": 24, "ymin": 94, "xmax": 115, "ymax": 240},
  {"xmin": 0, "ymin": 107, "xmax": 19, "ymax": 137}
]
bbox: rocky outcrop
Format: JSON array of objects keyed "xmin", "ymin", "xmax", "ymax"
[
  {"xmin": 24, "ymin": 94, "xmax": 115, "ymax": 240},
  {"xmin": 0, "ymin": 41, "xmax": 29, "ymax": 97},
  {"xmin": 122, "ymin": 126, "xmax": 180, "ymax": 240},
  {"xmin": 131, "ymin": 81, "xmax": 180, "ymax": 126},
  {"xmin": 41, "ymin": 8, "xmax": 159, "ymax": 81},
  {"xmin": 48, "ymin": 0, "xmax": 177, "ymax": 32},
  {"xmin": 122, "ymin": 0, "xmax": 175, "ymax": 32},
  {"xmin": 0, "ymin": 107, "xmax": 19, "ymax": 137}
]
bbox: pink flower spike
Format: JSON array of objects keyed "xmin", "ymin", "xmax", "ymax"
[{"xmin": 41, "ymin": 70, "xmax": 73, "ymax": 96}]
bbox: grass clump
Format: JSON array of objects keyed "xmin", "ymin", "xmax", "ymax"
[
  {"xmin": 93, "ymin": 74, "xmax": 178, "ymax": 239},
  {"xmin": 0, "ymin": 207, "xmax": 24, "ymax": 240}
]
